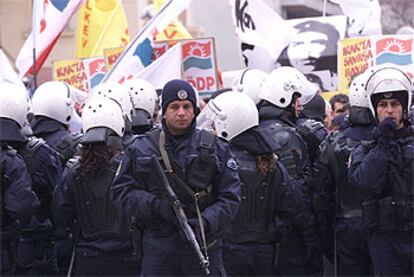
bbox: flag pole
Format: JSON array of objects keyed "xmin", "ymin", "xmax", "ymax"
[
  {"xmin": 90, "ymin": 0, "xmax": 124, "ymax": 57},
  {"xmin": 102, "ymin": 0, "xmax": 176, "ymax": 83},
  {"xmin": 32, "ymin": 0, "xmax": 38, "ymax": 89},
  {"xmin": 323, "ymin": 0, "xmax": 327, "ymax": 17}
]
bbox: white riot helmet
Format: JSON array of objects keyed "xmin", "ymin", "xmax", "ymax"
[
  {"xmin": 349, "ymin": 65, "xmax": 390, "ymax": 108},
  {"xmin": 260, "ymin": 66, "xmax": 318, "ymax": 108},
  {"xmin": 126, "ymin": 78, "xmax": 157, "ymax": 116},
  {"xmin": 91, "ymin": 82, "xmax": 133, "ymax": 121},
  {"xmin": 82, "ymin": 97, "xmax": 125, "ymax": 144},
  {"xmin": 232, "ymin": 68, "xmax": 267, "ymax": 105},
  {"xmin": 0, "ymin": 82, "xmax": 29, "ymax": 128},
  {"xmin": 32, "ymin": 81, "xmax": 73, "ymax": 125},
  {"xmin": 365, "ymin": 66, "xmax": 413, "ymax": 117},
  {"xmin": 208, "ymin": 91, "xmax": 259, "ymax": 141},
  {"xmin": 349, "ymin": 71, "xmax": 371, "ymax": 108}
]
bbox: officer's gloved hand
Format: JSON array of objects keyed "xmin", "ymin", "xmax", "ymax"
[
  {"xmin": 152, "ymin": 198, "xmax": 179, "ymax": 228},
  {"xmin": 187, "ymin": 218, "xmax": 208, "ymax": 246},
  {"xmin": 376, "ymin": 117, "xmax": 397, "ymax": 142}
]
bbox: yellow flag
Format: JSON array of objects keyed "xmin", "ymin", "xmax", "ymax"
[
  {"xmin": 76, "ymin": 0, "xmax": 130, "ymax": 58},
  {"xmin": 103, "ymin": 46, "xmax": 125, "ymax": 70},
  {"xmin": 153, "ymin": 0, "xmax": 192, "ymax": 41}
]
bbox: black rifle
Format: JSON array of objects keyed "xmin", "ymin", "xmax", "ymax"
[{"xmin": 152, "ymin": 157, "xmax": 210, "ymax": 275}]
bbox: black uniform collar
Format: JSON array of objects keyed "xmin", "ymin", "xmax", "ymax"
[
  {"xmin": 343, "ymin": 126, "xmax": 374, "ymax": 141},
  {"xmin": 231, "ymin": 126, "xmax": 281, "ymax": 155},
  {"xmin": 161, "ymin": 118, "xmax": 196, "ymax": 147},
  {"xmin": 0, "ymin": 118, "xmax": 27, "ymax": 143},
  {"xmin": 349, "ymin": 107, "xmax": 375, "ymax": 127},
  {"xmin": 394, "ymin": 125, "xmax": 414, "ymax": 139},
  {"xmin": 258, "ymin": 101, "xmax": 284, "ymax": 120},
  {"xmin": 258, "ymin": 101, "xmax": 296, "ymax": 127},
  {"xmin": 32, "ymin": 116, "xmax": 67, "ymax": 135}
]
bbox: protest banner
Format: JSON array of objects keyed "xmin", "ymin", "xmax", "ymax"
[
  {"xmin": 153, "ymin": 0, "xmax": 192, "ymax": 41},
  {"xmin": 0, "ymin": 48, "xmax": 26, "ymax": 91},
  {"xmin": 83, "ymin": 57, "xmax": 107, "ymax": 89},
  {"xmin": 53, "ymin": 59, "xmax": 90, "ymax": 119},
  {"xmin": 104, "ymin": 46, "xmax": 125, "ymax": 70},
  {"xmin": 137, "ymin": 43, "xmax": 182, "ymax": 89},
  {"xmin": 181, "ymin": 38, "xmax": 219, "ymax": 95},
  {"xmin": 152, "ymin": 41, "xmax": 170, "ymax": 61},
  {"xmin": 16, "ymin": 0, "xmax": 83, "ymax": 78},
  {"xmin": 76, "ymin": 0, "xmax": 130, "ymax": 58},
  {"xmin": 53, "ymin": 59, "xmax": 89, "ymax": 92},
  {"xmin": 338, "ymin": 35, "xmax": 414, "ymax": 92},
  {"xmin": 276, "ymin": 15, "xmax": 347, "ymax": 92},
  {"xmin": 102, "ymin": 0, "xmax": 191, "ymax": 83},
  {"xmin": 229, "ymin": 0, "xmax": 294, "ymax": 73}
]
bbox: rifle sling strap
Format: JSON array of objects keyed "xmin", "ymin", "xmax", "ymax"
[{"xmin": 159, "ymin": 131, "xmax": 209, "ymax": 255}]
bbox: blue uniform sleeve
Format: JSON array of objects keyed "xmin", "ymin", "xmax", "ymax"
[
  {"xmin": 348, "ymin": 143, "xmax": 389, "ymax": 195},
  {"xmin": 111, "ymin": 138, "xmax": 160, "ymax": 221},
  {"xmin": 31, "ymin": 145, "xmax": 63, "ymax": 206},
  {"xmin": 201, "ymin": 139, "xmax": 241, "ymax": 235},
  {"xmin": 274, "ymin": 163, "xmax": 314, "ymax": 222},
  {"xmin": 311, "ymin": 137, "xmax": 336, "ymax": 218},
  {"xmin": 3, "ymin": 154, "xmax": 39, "ymax": 226},
  {"xmin": 276, "ymin": 163, "xmax": 322, "ymax": 273},
  {"xmin": 51, "ymin": 167, "xmax": 76, "ymax": 228}
]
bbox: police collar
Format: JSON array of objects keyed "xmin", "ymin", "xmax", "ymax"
[
  {"xmin": 349, "ymin": 107, "xmax": 375, "ymax": 127},
  {"xmin": 230, "ymin": 126, "xmax": 281, "ymax": 155},
  {"xmin": 161, "ymin": 118, "xmax": 196, "ymax": 145},
  {"xmin": 131, "ymin": 109, "xmax": 152, "ymax": 135},
  {"xmin": 343, "ymin": 126, "xmax": 374, "ymax": 141},
  {"xmin": 32, "ymin": 116, "xmax": 67, "ymax": 135},
  {"xmin": 258, "ymin": 101, "xmax": 285, "ymax": 120},
  {"xmin": 394, "ymin": 125, "xmax": 414, "ymax": 139},
  {"xmin": 258, "ymin": 101, "xmax": 296, "ymax": 126},
  {"xmin": 0, "ymin": 118, "xmax": 27, "ymax": 143}
]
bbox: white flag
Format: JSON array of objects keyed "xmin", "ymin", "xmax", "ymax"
[
  {"xmin": 229, "ymin": 0, "xmax": 294, "ymax": 72},
  {"xmin": 0, "ymin": 49, "xmax": 26, "ymax": 90},
  {"xmin": 136, "ymin": 43, "xmax": 182, "ymax": 90},
  {"xmin": 16, "ymin": 0, "xmax": 83, "ymax": 78},
  {"xmin": 102, "ymin": 0, "xmax": 191, "ymax": 83},
  {"xmin": 331, "ymin": 0, "xmax": 382, "ymax": 37}
]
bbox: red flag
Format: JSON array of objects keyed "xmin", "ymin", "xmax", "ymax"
[{"xmin": 16, "ymin": 0, "xmax": 83, "ymax": 78}]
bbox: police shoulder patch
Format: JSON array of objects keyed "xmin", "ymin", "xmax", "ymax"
[{"xmin": 226, "ymin": 157, "xmax": 238, "ymax": 170}]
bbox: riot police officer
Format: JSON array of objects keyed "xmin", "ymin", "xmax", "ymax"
[
  {"xmin": 205, "ymin": 91, "xmax": 320, "ymax": 276},
  {"xmin": 296, "ymin": 94, "xmax": 328, "ymax": 165},
  {"xmin": 111, "ymin": 79, "xmax": 241, "ymax": 275},
  {"xmin": 349, "ymin": 66, "xmax": 413, "ymax": 276},
  {"xmin": 52, "ymin": 97, "xmax": 140, "ymax": 276},
  {"xmin": 125, "ymin": 78, "xmax": 158, "ymax": 134},
  {"xmin": 313, "ymin": 70, "xmax": 376, "ymax": 275},
  {"xmin": 259, "ymin": 66, "xmax": 315, "ymax": 194},
  {"xmin": 258, "ymin": 66, "xmax": 322, "ymax": 275},
  {"xmin": 231, "ymin": 68, "xmax": 268, "ymax": 105},
  {"xmin": 1, "ymin": 143, "xmax": 39, "ymax": 276},
  {"xmin": 91, "ymin": 82, "xmax": 136, "ymax": 147},
  {"xmin": 0, "ymin": 82, "xmax": 62, "ymax": 275},
  {"xmin": 31, "ymin": 81, "xmax": 82, "ymax": 165}
]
